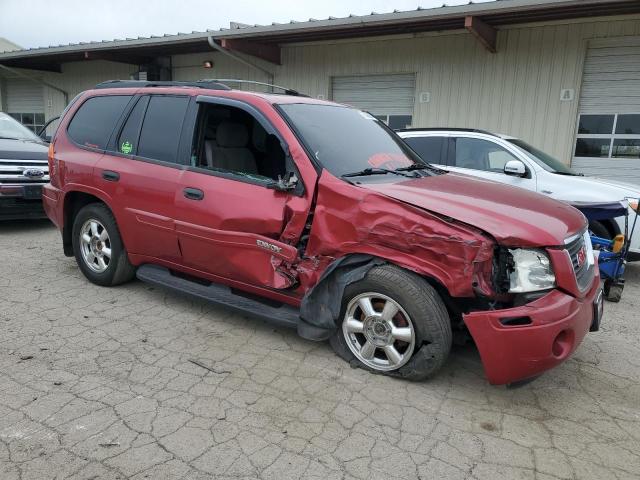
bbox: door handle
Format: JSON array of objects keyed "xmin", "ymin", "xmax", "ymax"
[
  {"xmin": 102, "ymin": 170, "xmax": 120, "ymax": 182},
  {"xmin": 183, "ymin": 187, "xmax": 204, "ymax": 201}
]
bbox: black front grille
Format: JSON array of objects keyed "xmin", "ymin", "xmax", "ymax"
[{"xmin": 565, "ymin": 232, "xmax": 594, "ymax": 291}]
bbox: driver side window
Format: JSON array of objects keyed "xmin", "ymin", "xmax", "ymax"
[
  {"xmin": 191, "ymin": 103, "xmax": 287, "ymax": 182},
  {"xmin": 453, "ymin": 137, "xmax": 518, "ymax": 173}
]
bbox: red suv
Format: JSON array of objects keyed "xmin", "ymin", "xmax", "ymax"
[{"xmin": 43, "ymin": 80, "xmax": 603, "ymax": 385}]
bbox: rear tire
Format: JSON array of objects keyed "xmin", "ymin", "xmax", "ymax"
[
  {"xmin": 72, "ymin": 203, "xmax": 135, "ymax": 286},
  {"xmin": 330, "ymin": 265, "xmax": 452, "ymax": 381}
]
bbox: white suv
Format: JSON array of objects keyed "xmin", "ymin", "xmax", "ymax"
[{"xmin": 397, "ymin": 128, "xmax": 640, "ymax": 260}]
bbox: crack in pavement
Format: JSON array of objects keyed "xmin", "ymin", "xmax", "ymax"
[{"xmin": 1, "ymin": 220, "xmax": 639, "ymax": 479}]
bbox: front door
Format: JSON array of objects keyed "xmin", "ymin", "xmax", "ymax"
[
  {"xmin": 174, "ymin": 98, "xmax": 312, "ymax": 290},
  {"xmin": 447, "ymin": 136, "xmax": 537, "ymax": 192}
]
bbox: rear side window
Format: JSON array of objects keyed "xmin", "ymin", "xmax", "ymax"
[
  {"xmin": 404, "ymin": 136, "xmax": 446, "ymax": 164},
  {"xmin": 137, "ymin": 96, "xmax": 190, "ymax": 163},
  {"xmin": 67, "ymin": 95, "xmax": 132, "ymax": 149},
  {"xmin": 117, "ymin": 96, "xmax": 149, "ymax": 155}
]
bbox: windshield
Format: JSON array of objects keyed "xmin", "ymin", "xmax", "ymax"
[
  {"xmin": 507, "ymin": 138, "xmax": 578, "ymax": 175},
  {"xmin": 0, "ymin": 113, "xmax": 41, "ymax": 141},
  {"xmin": 278, "ymin": 103, "xmax": 428, "ymax": 178}
]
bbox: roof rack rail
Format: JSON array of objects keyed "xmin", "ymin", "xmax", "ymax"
[
  {"xmin": 200, "ymin": 78, "xmax": 308, "ymax": 97},
  {"xmin": 395, "ymin": 127, "xmax": 495, "ymax": 135},
  {"xmin": 93, "ymin": 80, "xmax": 231, "ymax": 90}
]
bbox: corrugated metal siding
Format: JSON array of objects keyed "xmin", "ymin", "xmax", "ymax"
[
  {"xmin": 579, "ymin": 37, "xmax": 640, "ymax": 114},
  {"xmin": 171, "ymin": 52, "xmax": 272, "ymax": 90},
  {"xmin": 12, "ymin": 15, "xmax": 640, "ymax": 166},
  {"xmin": 331, "ymin": 74, "xmax": 415, "ymax": 115},
  {"xmin": 277, "ymin": 16, "xmax": 640, "ymax": 163},
  {"xmin": 40, "ymin": 60, "xmax": 139, "ymax": 122},
  {"xmin": 5, "ymin": 78, "xmax": 44, "ymax": 113}
]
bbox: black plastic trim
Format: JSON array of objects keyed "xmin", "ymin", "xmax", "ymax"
[{"xmin": 136, "ymin": 264, "xmax": 300, "ymax": 331}]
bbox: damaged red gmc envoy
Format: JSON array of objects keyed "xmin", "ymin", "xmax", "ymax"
[{"xmin": 43, "ymin": 80, "xmax": 604, "ymax": 385}]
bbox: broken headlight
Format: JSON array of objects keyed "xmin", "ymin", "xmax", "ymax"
[{"xmin": 508, "ymin": 249, "xmax": 555, "ymax": 293}]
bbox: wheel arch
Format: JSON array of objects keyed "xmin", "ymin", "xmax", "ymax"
[
  {"xmin": 298, "ymin": 253, "xmax": 454, "ymax": 341},
  {"xmin": 62, "ymin": 188, "xmax": 113, "ymax": 256},
  {"xmin": 597, "ymin": 218, "xmax": 621, "ymax": 238}
]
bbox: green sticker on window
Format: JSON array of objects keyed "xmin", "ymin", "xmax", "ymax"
[{"xmin": 120, "ymin": 141, "xmax": 133, "ymax": 154}]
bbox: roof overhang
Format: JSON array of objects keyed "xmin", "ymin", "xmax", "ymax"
[
  {"xmin": 213, "ymin": 0, "xmax": 640, "ymax": 44},
  {"xmin": 1, "ymin": 0, "xmax": 639, "ymax": 72}
]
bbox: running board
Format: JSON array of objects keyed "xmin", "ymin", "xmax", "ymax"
[{"xmin": 136, "ymin": 264, "xmax": 300, "ymax": 330}]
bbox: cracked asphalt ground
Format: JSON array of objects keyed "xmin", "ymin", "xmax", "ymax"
[{"xmin": 1, "ymin": 220, "xmax": 639, "ymax": 480}]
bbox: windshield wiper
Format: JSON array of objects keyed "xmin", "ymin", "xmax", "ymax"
[
  {"xmin": 395, "ymin": 163, "xmax": 444, "ymax": 176},
  {"xmin": 0, "ymin": 136, "xmax": 22, "ymax": 141},
  {"xmin": 342, "ymin": 167, "xmax": 412, "ymax": 178}
]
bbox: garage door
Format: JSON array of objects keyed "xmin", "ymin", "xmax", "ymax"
[
  {"xmin": 572, "ymin": 37, "xmax": 640, "ymax": 185},
  {"xmin": 5, "ymin": 78, "xmax": 45, "ymax": 133},
  {"xmin": 331, "ymin": 74, "xmax": 415, "ymax": 129}
]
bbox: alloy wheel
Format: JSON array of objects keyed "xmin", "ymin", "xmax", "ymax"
[
  {"xmin": 79, "ymin": 219, "xmax": 112, "ymax": 273},
  {"xmin": 342, "ymin": 292, "xmax": 416, "ymax": 371}
]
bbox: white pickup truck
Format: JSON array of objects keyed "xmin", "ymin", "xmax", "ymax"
[{"xmin": 398, "ymin": 128, "xmax": 640, "ymax": 261}]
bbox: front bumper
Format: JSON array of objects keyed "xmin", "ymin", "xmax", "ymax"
[
  {"xmin": 0, "ymin": 184, "xmax": 47, "ymax": 220},
  {"xmin": 463, "ymin": 274, "xmax": 602, "ymax": 385}
]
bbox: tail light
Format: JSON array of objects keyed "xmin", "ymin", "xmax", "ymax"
[{"xmin": 48, "ymin": 142, "xmax": 58, "ymax": 187}]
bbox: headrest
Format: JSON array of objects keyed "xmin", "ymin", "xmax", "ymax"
[
  {"xmin": 205, "ymin": 124, "xmax": 217, "ymax": 138},
  {"xmin": 252, "ymin": 120, "xmax": 267, "ymax": 152},
  {"xmin": 216, "ymin": 122, "xmax": 249, "ymax": 148}
]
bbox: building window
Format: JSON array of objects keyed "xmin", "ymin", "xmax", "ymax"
[
  {"xmin": 375, "ymin": 114, "xmax": 413, "ymax": 130},
  {"xmin": 575, "ymin": 114, "xmax": 640, "ymax": 159},
  {"xmin": 9, "ymin": 113, "xmax": 45, "ymax": 134}
]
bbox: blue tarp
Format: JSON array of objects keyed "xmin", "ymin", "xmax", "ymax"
[{"xmin": 571, "ymin": 200, "xmax": 629, "ymax": 222}]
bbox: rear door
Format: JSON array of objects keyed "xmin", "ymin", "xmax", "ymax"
[{"xmin": 95, "ymin": 94, "xmax": 190, "ymax": 263}]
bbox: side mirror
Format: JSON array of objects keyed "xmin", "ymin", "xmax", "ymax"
[
  {"xmin": 267, "ymin": 172, "xmax": 298, "ymax": 192},
  {"xmin": 504, "ymin": 160, "xmax": 526, "ymax": 177},
  {"xmin": 37, "ymin": 116, "xmax": 60, "ymax": 144}
]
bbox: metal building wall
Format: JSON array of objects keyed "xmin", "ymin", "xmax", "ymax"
[
  {"xmin": 16, "ymin": 14, "xmax": 640, "ymax": 165},
  {"xmin": 40, "ymin": 60, "xmax": 138, "ymax": 122},
  {"xmin": 172, "ymin": 52, "xmax": 272, "ymax": 88},
  {"xmin": 276, "ymin": 15, "xmax": 640, "ymax": 163}
]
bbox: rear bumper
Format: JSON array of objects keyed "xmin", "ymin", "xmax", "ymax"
[
  {"xmin": 463, "ymin": 275, "xmax": 602, "ymax": 385},
  {"xmin": 42, "ymin": 184, "xmax": 63, "ymax": 228}
]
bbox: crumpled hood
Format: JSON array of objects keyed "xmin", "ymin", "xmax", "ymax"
[{"xmin": 362, "ymin": 173, "xmax": 586, "ymax": 247}]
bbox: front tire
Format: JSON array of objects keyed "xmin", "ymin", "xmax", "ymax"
[
  {"xmin": 589, "ymin": 221, "xmax": 611, "ymax": 240},
  {"xmin": 330, "ymin": 265, "xmax": 452, "ymax": 381},
  {"xmin": 72, "ymin": 203, "xmax": 135, "ymax": 286},
  {"xmin": 604, "ymin": 279, "xmax": 623, "ymax": 302}
]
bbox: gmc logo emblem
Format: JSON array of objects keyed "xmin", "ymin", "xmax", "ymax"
[{"xmin": 576, "ymin": 246, "xmax": 587, "ymax": 268}]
